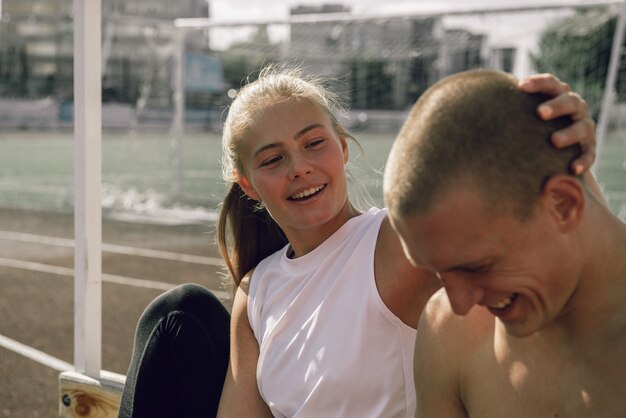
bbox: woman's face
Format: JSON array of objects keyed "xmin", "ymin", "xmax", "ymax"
[{"xmin": 236, "ymin": 98, "xmax": 352, "ymax": 241}]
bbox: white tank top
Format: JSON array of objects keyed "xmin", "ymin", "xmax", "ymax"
[{"xmin": 248, "ymin": 208, "xmax": 416, "ymax": 418}]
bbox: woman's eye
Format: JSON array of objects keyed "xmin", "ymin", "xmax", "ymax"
[
  {"xmin": 306, "ymin": 138, "xmax": 325, "ymax": 149},
  {"xmin": 260, "ymin": 156, "xmax": 282, "ymax": 167}
]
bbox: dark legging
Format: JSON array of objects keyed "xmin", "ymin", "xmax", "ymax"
[{"xmin": 118, "ymin": 283, "xmax": 230, "ymax": 418}]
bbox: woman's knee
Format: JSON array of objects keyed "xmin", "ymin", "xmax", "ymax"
[{"xmin": 138, "ymin": 283, "xmax": 227, "ymax": 331}]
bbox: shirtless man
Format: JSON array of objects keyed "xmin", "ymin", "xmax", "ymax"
[{"xmin": 384, "ymin": 70, "xmax": 626, "ymax": 417}]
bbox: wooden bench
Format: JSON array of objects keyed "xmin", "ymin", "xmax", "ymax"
[{"xmin": 59, "ymin": 370, "xmax": 126, "ymax": 418}]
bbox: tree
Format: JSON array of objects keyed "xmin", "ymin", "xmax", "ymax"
[{"xmin": 532, "ymin": 7, "xmax": 624, "ymax": 118}]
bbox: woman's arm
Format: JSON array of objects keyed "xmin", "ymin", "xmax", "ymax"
[{"xmin": 217, "ymin": 274, "xmax": 274, "ymax": 418}]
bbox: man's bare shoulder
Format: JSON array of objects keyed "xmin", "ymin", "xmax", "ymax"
[
  {"xmin": 420, "ymin": 288, "xmax": 496, "ymax": 347},
  {"xmin": 414, "ymin": 289, "xmax": 498, "ymax": 418}
]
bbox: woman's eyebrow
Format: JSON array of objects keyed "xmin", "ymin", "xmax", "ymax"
[
  {"xmin": 253, "ymin": 123, "xmax": 325, "ymax": 158},
  {"xmin": 294, "ymin": 123, "xmax": 325, "ymax": 140},
  {"xmin": 253, "ymin": 142, "xmax": 279, "ymax": 158}
]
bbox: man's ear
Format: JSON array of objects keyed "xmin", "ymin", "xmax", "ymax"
[
  {"xmin": 238, "ymin": 176, "xmax": 261, "ymax": 201},
  {"xmin": 541, "ymin": 175, "xmax": 585, "ymax": 232}
]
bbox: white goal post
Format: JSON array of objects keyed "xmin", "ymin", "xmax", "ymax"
[
  {"xmin": 73, "ymin": 0, "xmax": 102, "ymax": 379},
  {"xmin": 597, "ymin": 0, "xmax": 626, "ymax": 160}
]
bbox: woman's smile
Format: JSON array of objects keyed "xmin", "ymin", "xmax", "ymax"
[{"xmin": 288, "ymin": 184, "xmax": 327, "ymax": 201}]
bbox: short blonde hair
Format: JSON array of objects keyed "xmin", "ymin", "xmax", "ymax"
[{"xmin": 384, "ymin": 70, "xmax": 580, "ymax": 221}]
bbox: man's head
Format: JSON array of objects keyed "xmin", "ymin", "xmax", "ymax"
[
  {"xmin": 385, "ymin": 70, "xmax": 580, "ymax": 221},
  {"xmin": 384, "ymin": 70, "xmax": 585, "ymax": 337}
]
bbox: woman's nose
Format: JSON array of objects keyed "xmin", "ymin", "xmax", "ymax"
[{"xmin": 288, "ymin": 154, "xmax": 313, "ymax": 179}]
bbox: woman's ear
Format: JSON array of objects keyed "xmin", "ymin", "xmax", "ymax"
[
  {"xmin": 541, "ymin": 175, "xmax": 585, "ymax": 233},
  {"xmin": 340, "ymin": 135, "xmax": 349, "ymax": 165},
  {"xmin": 237, "ymin": 176, "xmax": 261, "ymax": 201}
]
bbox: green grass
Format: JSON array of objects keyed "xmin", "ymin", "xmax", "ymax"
[{"xmin": 0, "ymin": 130, "xmax": 624, "ymax": 221}]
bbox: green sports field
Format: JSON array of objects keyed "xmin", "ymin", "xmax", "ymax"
[{"xmin": 0, "ymin": 129, "xmax": 624, "ymax": 221}]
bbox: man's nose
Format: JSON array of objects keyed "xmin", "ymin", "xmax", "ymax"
[{"xmin": 439, "ymin": 273, "xmax": 484, "ymax": 316}]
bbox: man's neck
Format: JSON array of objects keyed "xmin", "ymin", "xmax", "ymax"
[{"xmin": 546, "ymin": 210, "xmax": 626, "ymax": 343}]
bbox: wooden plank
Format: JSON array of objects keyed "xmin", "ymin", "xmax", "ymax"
[{"xmin": 59, "ymin": 371, "xmax": 125, "ymax": 418}]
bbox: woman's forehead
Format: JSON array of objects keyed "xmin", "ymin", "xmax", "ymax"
[{"xmin": 246, "ymin": 99, "xmax": 331, "ymax": 138}]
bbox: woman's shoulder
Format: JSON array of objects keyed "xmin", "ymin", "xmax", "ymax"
[
  {"xmin": 255, "ymin": 244, "xmax": 288, "ymax": 272},
  {"xmin": 246, "ymin": 246, "xmax": 288, "ymax": 296},
  {"xmin": 354, "ymin": 206, "xmax": 388, "ymax": 231},
  {"xmin": 375, "ymin": 212, "xmax": 401, "ymax": 256},
  {"xmin": 366, "ymin": 206, "xmax": 387, "ymax": 217},
  {"xmin": 238, "ymin": 268, "xmax": 256, "ymax": 295}
]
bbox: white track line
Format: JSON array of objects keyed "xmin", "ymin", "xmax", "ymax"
[
  {"xmin": 0, "ymin": 257, "xmax": 72, "ymax": 276},
  {"xmin": 0, "ymin": 230, "xmax": 224, "ymax": 266},
  {"xmin": 0, "ymin": 334, "xmax": 73, "ymax": 372},
  {"xmin": 0, "ymin": 257, "xmax": 231, "ymax": 300},
  {"xmin": 0, "ymin": 233, "xmax": 231, "ymax": 376}
]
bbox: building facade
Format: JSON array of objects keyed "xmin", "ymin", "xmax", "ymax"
[
  {"xmin": 0, "ymin": 0, "xmax": 210, "ymax": 105},
  {"xmin": 288, "ymin": 5, "xmax": 485, "ymax": 111}
]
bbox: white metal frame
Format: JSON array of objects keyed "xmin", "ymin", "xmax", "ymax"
[
  {"xmin": 73, "ymin": 0, "xmax": 102, "ymax": 378},
  {"xmin": 174, "ymin": 0, "xmax": 624, "ymax": 176},
  {"xmin": 68, "ymin": 0, "xmax": 624, "ymax": 380},
  {"xmin": 174, "ymin": 0, "xmax": 624, "ymax": 28},
  {"xmin": 70, "ymin": 1, "xmax": 187, "ymax": 379},
  {"xmin": 171, "ymin": 29, "xmax": 187, "ymax": 196},
  {"xmin": 596, "ymin": 0, "xmax": 626, "ymax": 162}
]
